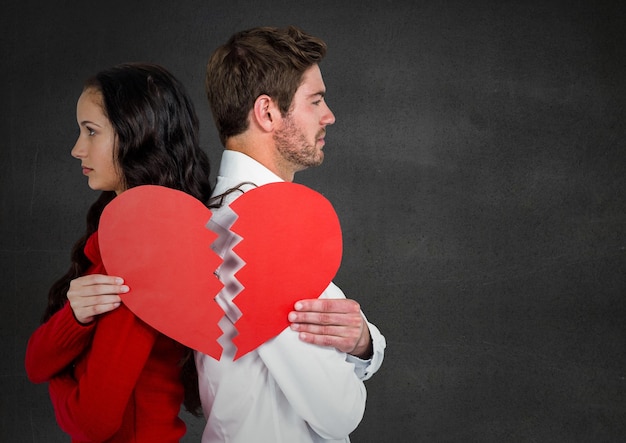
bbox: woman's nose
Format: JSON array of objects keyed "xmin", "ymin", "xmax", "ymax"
[{"xmin": 71, "ymin": 137, "xmax": 85, "ymax": 159}]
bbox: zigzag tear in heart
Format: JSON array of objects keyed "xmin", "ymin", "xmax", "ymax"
[{"xmin": 98, "ymin": 183, "xmax": 342, "ymax": 361}]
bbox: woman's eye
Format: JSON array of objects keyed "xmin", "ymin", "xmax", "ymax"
[{"xmin": 86, "ymin": 127, "xmax": 95, "ymax": 136}]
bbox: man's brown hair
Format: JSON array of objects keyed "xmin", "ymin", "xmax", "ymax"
[{"xmin": 206, "ymin": 26, "xmax": 327, "ymax": 145}]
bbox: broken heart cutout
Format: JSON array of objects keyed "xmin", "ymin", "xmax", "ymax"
[
  {"xmin": 98, "ymin": 183, "xmax": 342, "ymax": 361},
  {"xmin": 98, "ymin": 185, "xmax": 224, "ymax": 360},
  {"xmin": 228, "ymin": 182, "xmax": 343, "ymax": 359}
]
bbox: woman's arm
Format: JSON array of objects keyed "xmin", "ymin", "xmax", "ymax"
[
  {"xmin": 48, "ymin": 303, "xmax": 157, "ymax": 442},
  {"xmin": 66, "ymin": 274, "xmax": 125, "ymax": 324},
  {"xmin": 25, "ymin": 274, "xmax": 127, "ymax": 382},
  {"xmin": 25, "ymin": 303, "xmax": 95, "ymax": 383}
]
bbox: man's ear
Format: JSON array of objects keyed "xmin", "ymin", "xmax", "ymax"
[{"xmin": 252, "ymin": 95, "xmax": 280, "ymax": 132}]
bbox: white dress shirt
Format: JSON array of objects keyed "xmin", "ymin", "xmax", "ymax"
[{"xmin": 195, "ymin": 150, "xmax": 386, "ymax": 442}]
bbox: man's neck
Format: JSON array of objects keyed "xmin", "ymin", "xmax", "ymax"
[{"xmin": 224, "ymin": 142, "xmax": 296, "ymax": 182}]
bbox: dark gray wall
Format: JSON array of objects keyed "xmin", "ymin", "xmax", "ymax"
[{"xmin": 2, "ymin": 1, "xmax": 625, "ymax": 442}]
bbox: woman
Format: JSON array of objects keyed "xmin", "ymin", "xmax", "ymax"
[{"xmin": 25, "ymin": 62, "xmax": 210, "ymax": 442}]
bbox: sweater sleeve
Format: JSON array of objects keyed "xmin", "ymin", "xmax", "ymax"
[
  {"xmin": 25, "ymin": 303, "xmax": 95, "ymax": 383},
  {"xmin": 48, "ymin": 303, "xmax": 158, "ymax": 442}
]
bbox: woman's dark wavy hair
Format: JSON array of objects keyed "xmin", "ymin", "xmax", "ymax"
[{"xmin": 42, "ymin": 62, "xmax": 211, "ymax": 415}]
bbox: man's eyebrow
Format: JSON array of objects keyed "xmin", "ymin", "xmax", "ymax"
[{"xmin": 308, "ymin": 90, "xmax": 326, "ymax": 98}]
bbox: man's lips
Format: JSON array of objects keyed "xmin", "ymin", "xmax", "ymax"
[{"xmin": 317, "ymin": 130, "xmax": 326, "ymax": 146}]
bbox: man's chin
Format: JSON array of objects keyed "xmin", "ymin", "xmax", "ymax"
[
  {"xmin": 316, "ymin": 149, "xmax": 325, "ymax": 163},
  {"xmin": 312, "ymin": 154, "xmax": 324, "ymax": 167}
]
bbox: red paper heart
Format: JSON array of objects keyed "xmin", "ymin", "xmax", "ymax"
[
  {"xmin": 228, "ymin": 182, "xmax": 343, "ymax": 360},
  {"xmin": 98, "ymin": 183, "xmax": 342, "ymax": 361},
  {"xmin": 98, "ymin": 185, "xmax": 224, "ymax": 360}
]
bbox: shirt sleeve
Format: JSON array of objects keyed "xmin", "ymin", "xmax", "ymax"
[
  {"xmin": 314, "ymin": 282, "xmax": 387, "ymax": 381},
  {"xmin": 48, "ymin": 304, "xmax": 157, "ymax": 442},
  {"xmin": 346, "ymin": 315, "xmax": 387, "ymax": 381},
  {"xmin": 257, "ymin": 282, "xmax": 367, "ymax": 440},
  {"xmin": 25, "ymin": 303, "xmax": 95, "ymax": 383}
]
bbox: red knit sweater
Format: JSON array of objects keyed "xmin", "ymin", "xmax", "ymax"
[{"xmin": 25, "ymin": 232, "xmax": 187, "ymax": 442}]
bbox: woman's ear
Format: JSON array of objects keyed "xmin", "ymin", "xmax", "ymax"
[{"xmin": 252, "ymin": 95, "xmax": 280, "ymax": 132}]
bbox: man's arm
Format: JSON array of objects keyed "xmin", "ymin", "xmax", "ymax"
[
  {"xmin": 289, "ymin": 295, "xmax": 386, "ymax": 381},
  {"xmin": 288, "ymin": 287, "xmax": 386, "ymax": 381},
  {"xmin": 288, "ymin": 298, "xmax": 373, "ymax": 358}
]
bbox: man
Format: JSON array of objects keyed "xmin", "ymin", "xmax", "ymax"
[{"xmin": 195, "ymin": 26, "xmax": 385, "ymax": 442}]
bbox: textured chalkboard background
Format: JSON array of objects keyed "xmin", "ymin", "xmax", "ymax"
[{"xmin": 2, "ymin": 1, "xmax": 625, "ymax": 442}]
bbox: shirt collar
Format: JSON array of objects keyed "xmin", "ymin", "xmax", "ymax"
[{"xmin": 215, "ymin": 150, "xmax": 284, "ymax": 191}]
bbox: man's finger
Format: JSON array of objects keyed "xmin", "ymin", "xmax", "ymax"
[{"xmin": 294, "ymin": 298, "xmax": 361, "ymax": 314}]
